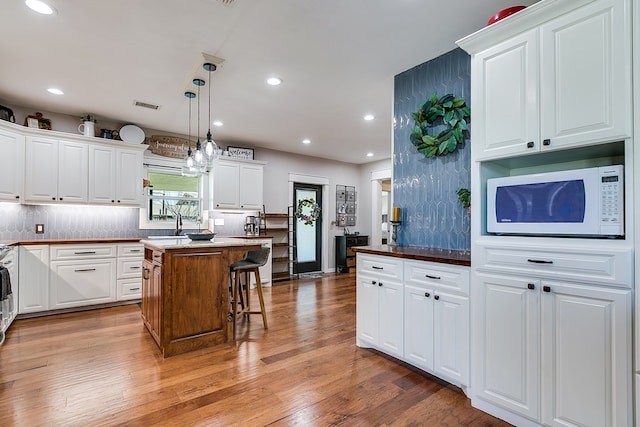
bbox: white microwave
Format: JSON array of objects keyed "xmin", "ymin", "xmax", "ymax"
[{"xmin": 487, "ymin": 165, "xmax": 624, "ymax": 237}]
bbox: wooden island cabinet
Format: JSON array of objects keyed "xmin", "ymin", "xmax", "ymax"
[{"xmin": 140, "ymin": 238, "xmax": 261, "ymax": 357}]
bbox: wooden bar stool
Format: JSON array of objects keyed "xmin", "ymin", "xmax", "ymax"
[{"xmin": 229, "ymin": 247, "xmax": 270, "ymax": 339}]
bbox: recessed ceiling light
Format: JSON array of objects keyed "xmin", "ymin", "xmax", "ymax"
[
  {"xmin": 25, "ymin": 0, "xmax": 56, "ymax": 15},
  {"xmin": 266, "ymin": 77, "xmax": 282, "ymax": 86},
  {"xmin": 366, "ymin": 152, "xmax": 374, "ymax": 157},
  {"xmin": 47, "ymin": 88, "xmax": 64, "ymax": 95},
  {"xmin": 213, "ymin": 120, "xmax": 223, "ymax": 127},
  {"xmin": 364, "ymin": 114, "xmax": 375, "ymax": 121},
  {"xmin": 302, "ymin": 139, "xmax": 311, "ymax": 144}
]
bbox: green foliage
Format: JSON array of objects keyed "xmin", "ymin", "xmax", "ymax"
[
  {"xmin": 456, "ymin": 188, "xmax": 471, "ymax": 209},
  {"xmin": 409, "ymin": 93, "xmax": 470, "ymax": 158}
]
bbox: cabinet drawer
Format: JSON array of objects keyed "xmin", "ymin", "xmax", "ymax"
[
  {"xmin": 117, "ymin": 258, "xmax": 143, "ymax": 279},
  {"xmin": 357, "ymin": 254, "xmax": 403, "ymax": 281},
  {"xmin": 49, "ymin": 258, "xmax": 116, "ymax": 309},
  {"xmin": 404, "ymin": 260, "xmax": 469, "ymax": 295},
  {"xmin": 117, "ymin": 278, "xmax": 142, "ymax": 300},
  {"xmin": 117, "ymin": 243, "xmax": 143, "ymax": 257},
  {"xmin": 50, "ymin": 244, "xmax": 116, "ymax": 261},
  {"xmin": 477, "ymin": 243, "xmax": 632, "ymax": 287}
]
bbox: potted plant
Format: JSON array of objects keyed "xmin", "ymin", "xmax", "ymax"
[
  {"xmin": 456, "ymin": 188, "xmax": 471, "ymax": 213},
  {"xmin": 78, "ymin": 114, "xmax": 97, "ymax": 137}
]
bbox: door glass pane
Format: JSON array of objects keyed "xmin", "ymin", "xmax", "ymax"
[{"xmin": 296, "ymin": 189, "xmax": 317, "ymax": 263}]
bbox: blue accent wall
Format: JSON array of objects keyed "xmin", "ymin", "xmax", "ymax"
[{"xmin": 393, "ymin": 48, "xmax": 471, "ymax": 250}]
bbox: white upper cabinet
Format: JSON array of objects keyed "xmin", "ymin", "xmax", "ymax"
[
  {"xmin": 461, "ymin": 0, "xmax": 631, "ymax": 161},
  {"xmin": 90, "ymin": 146, "xmax": 142, "ymax": 206},
  {"xmin": 0, "ymin": 128, "xmax": 25, "ymax": 202},
  {"xmin": 25, "ymin": 136, "xmax": 88, "ymax": 203},
  {"xmin": 539, "ymin": 0, "xmax": 631, "ymax": 150},
  {"xmin": 211, "ymin": 159, "xmax": 263, "ymax": 210},
  {"xmin": 472, "ymin": 28, "xmax": 539, "ymax": 159}
]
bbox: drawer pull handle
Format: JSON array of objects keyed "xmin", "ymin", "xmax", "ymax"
[
  {"xmin": 74, "ymin": 268, "xmax": 96, "ymax": 272},
  {"xmin": 372, "ymin": 266, "xmax": 383, "ymax": 270},
  {"xmin": 527, "ymin": 283, "xmax": 535, "ymax": 290},
  {"xmin": 74, "ymin": 251, "xmax": 97, "ymax": 255},
  {"xmin": 424, "ymin": 292, "xmax": 430, "ymax": 298},
  {"xmin": 527, "ymin": 259, "xmax": 553, "ymax": 264},
  {"xmin": 129, "ymin": 287, "xmax": 140, "ymax": 291},
  {"xmin": 3, "ymin": 260, "xmax": 12, "ymax": 265},
  {"xmin": 425, "ymin": 274, "xmax": 441, "ymax": 280},
  {"xmin": 130, "ymin": 249, "xmax": 142, "ymax": 253},
  {"xmin": 543, "ymin": 286, "xmax": 551, "ymax": 293},
  {"xmin": 129, "ymin": 266, "xmax": 141, "ymax": 269}
]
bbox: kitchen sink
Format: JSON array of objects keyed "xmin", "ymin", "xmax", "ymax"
[{"xmin": 146, "ymin": 235, "xmax": 190, "ymax": 240}]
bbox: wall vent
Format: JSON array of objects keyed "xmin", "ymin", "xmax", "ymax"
[
  {"xmin": 217, "ymin": 0, "xmax": 236, "ymax": 6},
  {"xmin": 134, "ymin": 100, "xmax": 160, "ymax": 110}
]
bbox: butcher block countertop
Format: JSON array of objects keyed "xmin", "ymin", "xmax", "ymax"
[{"xmin": 353, "ymin": 245, "xmax": 470, "ymax": 267}]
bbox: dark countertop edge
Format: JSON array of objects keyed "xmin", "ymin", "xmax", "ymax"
[
  {"xmin": 1, "ymin": 238, "xmax": 143, "ymax": 246},
  {"xmin": 353, "ymin": 245, "xmax": 471, "ymax": 267}
]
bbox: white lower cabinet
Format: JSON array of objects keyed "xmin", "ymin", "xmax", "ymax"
[
  {"xmin": 116, "ymin": 243, "xmax": 143, "ymax": 300},
  {"xmin": 357, "ymin": 253, "xmax": 470, "ymax": 388},
  {"xmin": 356, "ymin": 254, "xmax": 404, "ymax": 358},
  {"xmin": 50, "ymin": 258, "xmax": 116, "ymax": 309},
  {"xmin": 404, "ymin": 260, "xmax": 469, "ymax": 387},
  {"xmin": 19, "ymin": 243, "xmax": 142, "ymax": 315},
  {"xmin": 18, "ymin": 245, "xmax": 50, "ymax": 314},
  {"xmin": 474, "ymin": 271, "xmax": 632, "ymax": 426}
]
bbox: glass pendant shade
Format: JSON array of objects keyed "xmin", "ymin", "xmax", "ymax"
[
  {"xmin": 182, "ymin": 90, "xmax": 197, "ymax": 176},
  {"xmin": 203, "ymin": 62, "xmax": 219, "ymax": 160}
]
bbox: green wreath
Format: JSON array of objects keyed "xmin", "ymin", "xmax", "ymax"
[
  {"xmin": 410, "ymin": 93, "xmax": 470, "ymax": 158},
  {"xmin": 295, "ymin": 198, "xmax": 321, "ymax": 225}
]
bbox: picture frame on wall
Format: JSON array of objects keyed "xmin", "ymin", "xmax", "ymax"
[{"xmin": 227, "ymin": 146, "xmax": 254, "ymax": 160}]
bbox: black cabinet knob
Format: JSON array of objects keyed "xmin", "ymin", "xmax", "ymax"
[
  {"xmin": 371, "ymin": 280, "xmax": 376, "ymax": 285},
  {"xmin": 15, "ymin": 195, "xmax": 19, "ymax": 199},
  {"xmin": 52, "ymin": 197, "xmax": 56, "ymax": 200},
  {"xmin": 526, "ymin": 141, "xmax": 534, "ymax": 148},
  {"xmin": 543, "ymin": 286, "xmax": 551, "ymax": 293},
  {"xmin": 59, "ymin": 197, "xmax": 63, "ymax": 201},
  {"xmin": 378, "ymin": 282, "xmax": 383, "ymax": 287},
  {"xmin": 528, "ymin": 283, "xmax": 535, "ymax": 290},
  {"xmin": 543, "ymin": 139, "xmax": 551, "ymax": 146},
  {"xmin": 434, "ymin": 295, "xmax": 440, "ymax": 300},
  {"xmin": 424, "ymin": 292, "xmax": 430, "ymax": 298}
]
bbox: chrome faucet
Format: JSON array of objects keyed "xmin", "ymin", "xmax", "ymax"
[{"xmin": 175, "ymin": 213, "xmax": 183, "ymax": 236}]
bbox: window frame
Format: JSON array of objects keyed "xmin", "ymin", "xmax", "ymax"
[{"xmin": 139, "ymin": 160, "xmax": 206, "ymax": 230}]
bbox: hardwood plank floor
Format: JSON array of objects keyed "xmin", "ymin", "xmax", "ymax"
[{"xmin": 0, "ymin": 273, "xmax": 511, "ymax": 426}]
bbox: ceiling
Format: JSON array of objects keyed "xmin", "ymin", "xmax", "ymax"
[{"xmin": 0, "ymin": 0, "xmax": 538, "ymax": 164}]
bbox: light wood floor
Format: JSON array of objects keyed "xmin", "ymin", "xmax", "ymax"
[{"xmin": 0, "ymin": 273, "xmax": 511, "ymax": 426}]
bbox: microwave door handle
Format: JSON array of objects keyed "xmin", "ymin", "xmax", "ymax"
[{"xmin": 527, "ymin": 258, "xmax": 553, "ymax": 264}]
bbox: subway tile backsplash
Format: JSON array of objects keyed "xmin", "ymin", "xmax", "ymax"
[{"xmin": 393, "ymin": 48, "xmax": 471, "ymax": 250}]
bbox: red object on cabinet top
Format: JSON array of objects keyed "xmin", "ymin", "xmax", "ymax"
[{"xmin": 487, "ymin": 6, "xmax": 527, "ymax": 26}]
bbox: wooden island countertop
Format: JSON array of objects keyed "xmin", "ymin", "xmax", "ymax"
[{"xmin": 139, "ymin": 237, "xmax": 262, "ymax": 357}]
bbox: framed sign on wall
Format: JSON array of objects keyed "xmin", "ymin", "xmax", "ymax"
[{"xmin": 227, "ymin": 146, "xmax": 254, "ymax": 160}]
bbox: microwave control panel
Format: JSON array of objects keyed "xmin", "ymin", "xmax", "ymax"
[{"xmin": 599, "ymin": 165, "xmax": 623, "ymax": 234}]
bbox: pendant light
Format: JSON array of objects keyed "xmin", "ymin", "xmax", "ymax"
[
  {"xmin": 193, "ymin": 77, "xmax": 206, "ymax": 169},
  {"xmin": 202, "ymin": 62, "xmax": 219, "ymax": 160},
  {"xmin": 182, "ymin": 91, "xmax": 197, "ymax": 176}
]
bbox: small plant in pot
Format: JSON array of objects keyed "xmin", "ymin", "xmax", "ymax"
[
  {"xmin": 80, "ymin": 114, "xmax": 97, "ymax": 123},
  {"xmin": 456, "ymin": 188, "xmax": 471, "ymax": 213}
]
